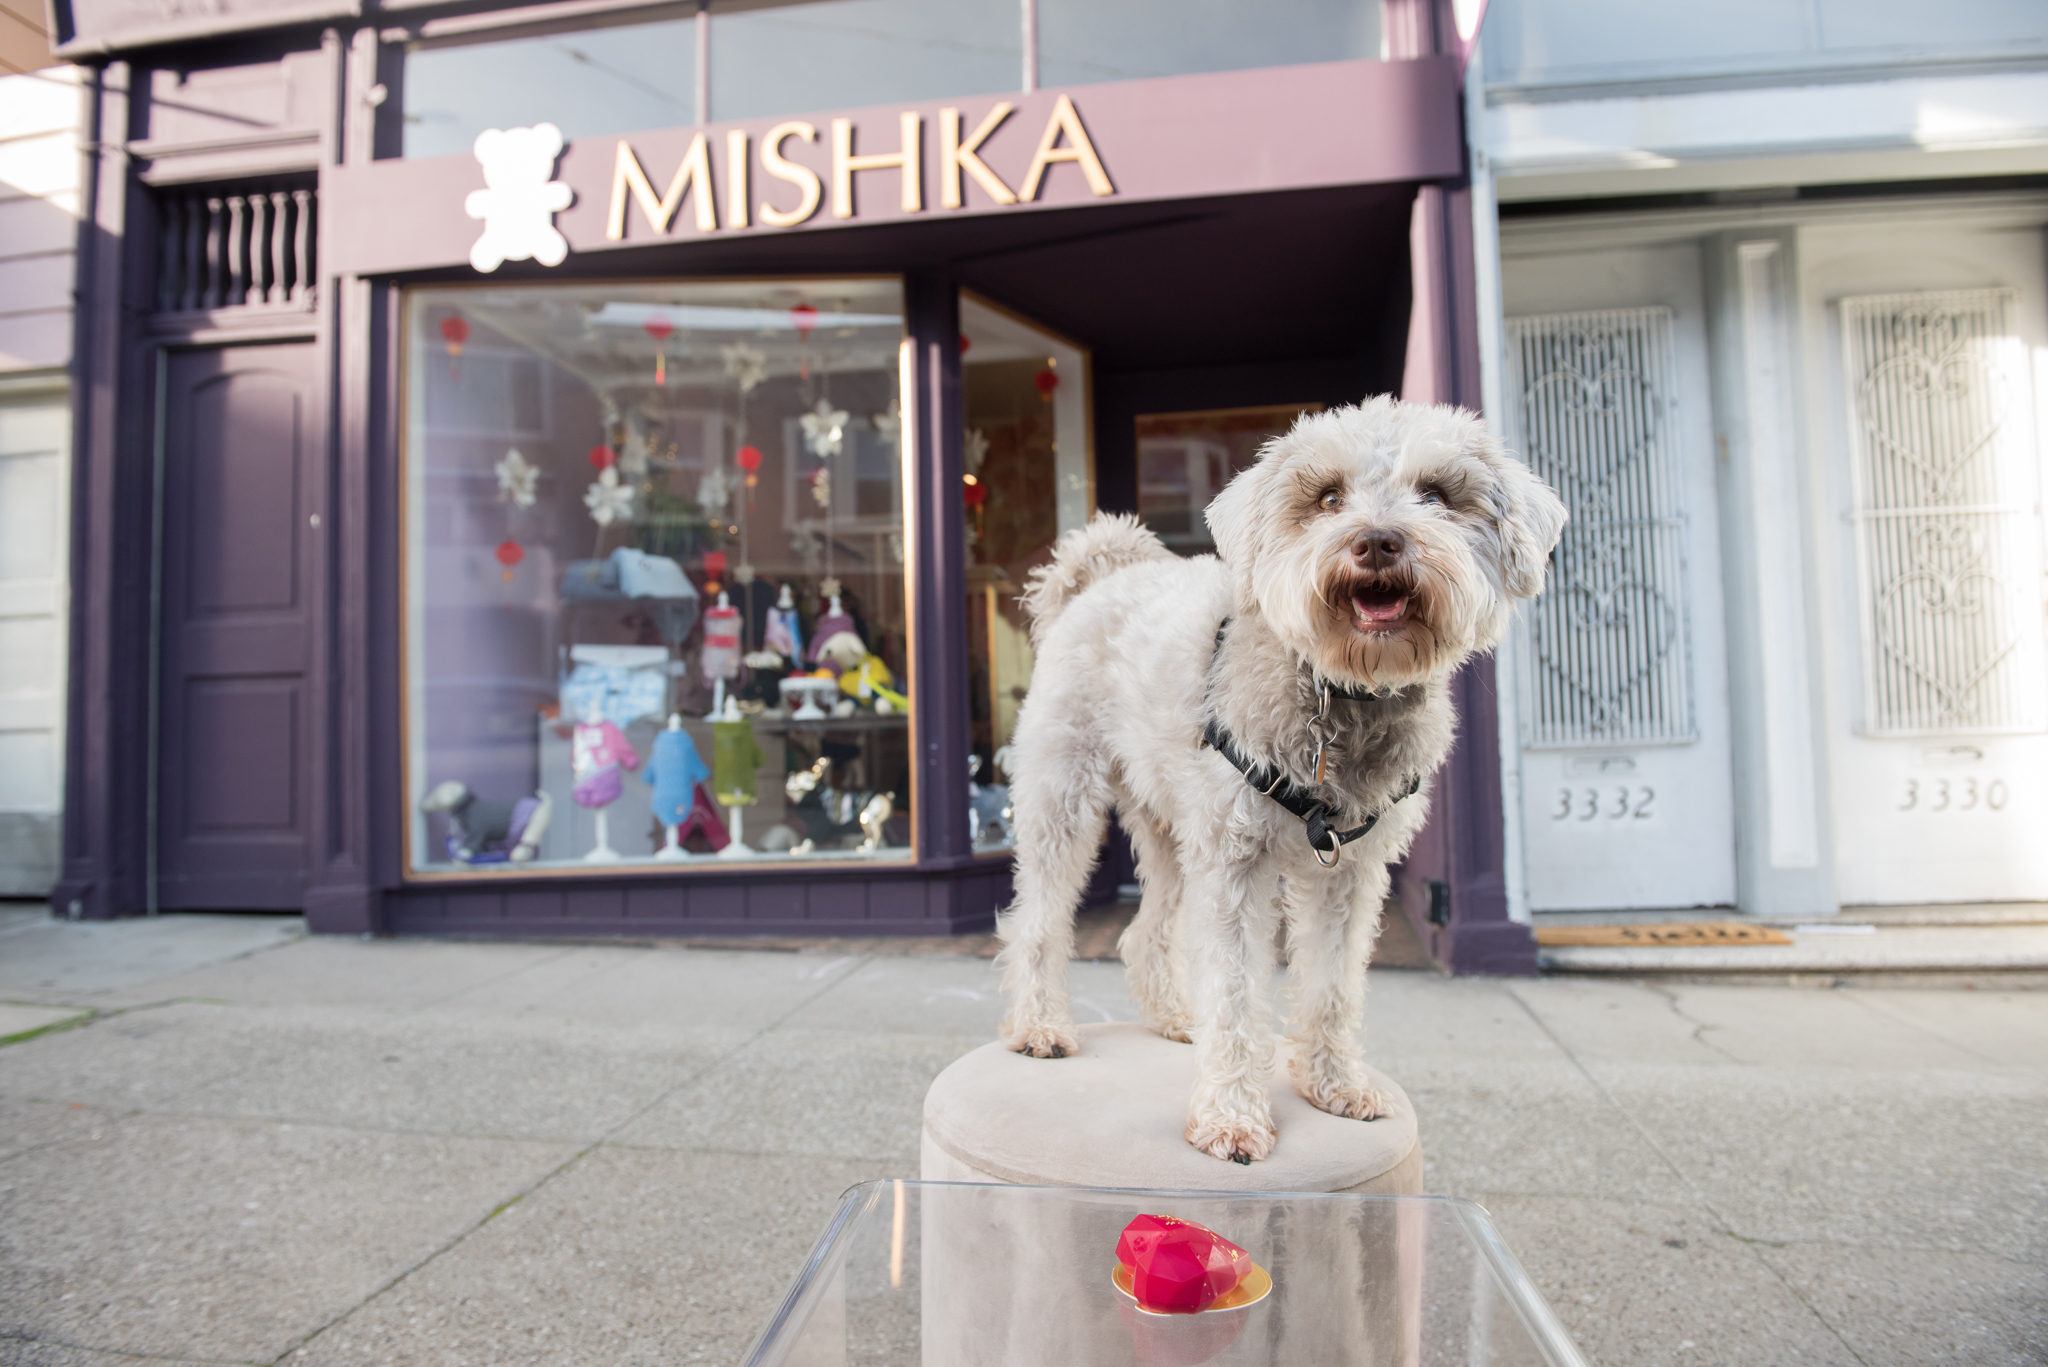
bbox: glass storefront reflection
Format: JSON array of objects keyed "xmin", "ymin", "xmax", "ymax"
[
  {"xmin": 403, "ymin": 279, "xmax": 913, "ymax": 873},
  {"xmin": 958, "ymin": 294, "xmax": 1090, "ymax": 853}
]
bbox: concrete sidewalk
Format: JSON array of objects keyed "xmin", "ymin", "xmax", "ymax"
[{"xmin": 1, "ymin": 908, "xmax": 2043, "ymax": 1367}]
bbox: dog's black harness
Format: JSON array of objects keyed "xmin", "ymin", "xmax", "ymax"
[{"xmin": 1201, "ymin": 619, "xmax": 1422, "ymax": 865}]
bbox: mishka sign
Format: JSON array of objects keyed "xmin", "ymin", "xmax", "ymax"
[
  {"xmin": 325, "ymin": 60, "xmax": 1465, "ymax": 277},
  {"xmin": 610, "ymin": 95, "xmax": 1112, "ymax": 241}
]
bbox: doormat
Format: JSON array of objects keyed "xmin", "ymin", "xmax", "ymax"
[{"xmin": 1535, "ymin": 922, "xmax": 1794, "ymax": 947}]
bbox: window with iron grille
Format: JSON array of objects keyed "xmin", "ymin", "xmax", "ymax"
[
  {"xmin": 1505, "ymin": 306, "xmax": 1696, "ymax": 749},
  {"xmin": 1841, "ymin": 288, "xmax": 2045, "ymax": 736}
]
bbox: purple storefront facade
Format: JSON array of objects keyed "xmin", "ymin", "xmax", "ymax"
[{"xmin": 51, "ymin": 0, "xmax": 1538, "ymax": 972}]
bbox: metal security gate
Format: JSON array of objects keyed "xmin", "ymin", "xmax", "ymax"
[
  {"xmin": 1510, "ymin": 307, "xmax": 1696, "ymax": 750},
  {"xmin": 1817, "ymin": 252, "xmax": 2048, "ymax": 907},
  {"xmin": 1841, "ymin": 289, "xmax": 2046, "ymax": 738},
  {"xmin": 1500, "ymin": 244, "xmax": 1738, "ymax": 915}
]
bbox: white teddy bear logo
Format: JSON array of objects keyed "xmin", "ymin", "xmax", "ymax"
[{"xmin": 464, "ymin": 123, "xmax": 574, "ymax": 274}]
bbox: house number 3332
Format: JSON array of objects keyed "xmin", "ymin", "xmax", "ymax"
[
  {"xmin": 1899, "ymin": 777, "xmax": 2008, "ymax": 812},
  {"xmin": 1551, "ymin": 786, "xmax": 1656, "ymax": 821}
]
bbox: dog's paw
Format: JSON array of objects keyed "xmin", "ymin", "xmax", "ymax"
[
  {"xmin": 1143, "ymin": 1015, "xmax": 1195, "ymax": 1044},
  {"xmin": 1004, "ymin": 1022, "xmax": 1080, "ymax": 1059},
  {"xmin": 1300, "ymin": 1079, "xmax": 1392, "ymax": 1121},
  {"xmin": 1184, "ymin": 1113, "xmax": 1278, "ymax": 1165}
]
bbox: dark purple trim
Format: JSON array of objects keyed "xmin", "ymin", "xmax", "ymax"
[
  {"xmin": 1384, "ymin": 0, "xmax": 1537, "ymax": 977},
  {"xmin": 55, "ymin": 62, "xmax": 144, "ymax": 921},
  {"xmin": 379, "ymin": 859, "xmax": 1010, "ymax": 937},
  {"xmin": 905, "ymin": 273, "xmax": 974, "ymax": 869}
]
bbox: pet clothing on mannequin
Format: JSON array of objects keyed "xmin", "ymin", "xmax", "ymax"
[
  {"xmin": 571, "ymin": 717, "xmax": 639, "ymax": 807},
  {"xmin": 711, "ymin": 712, "xmax": 764, "ymax": 806},
  {"xmin": 764, "ymin": 584, "xmax": 804, "ymax": 663},
  {"xmin": 807, "ymin": 595, "xmax": 858, "ymax": 664},
  {"xmin": 702, "ymin": 593, "xmax": 741, "ymax": 683},
  {"xmin": 644, "ymin": 717, "xmax": 712, "ymax": 825}
]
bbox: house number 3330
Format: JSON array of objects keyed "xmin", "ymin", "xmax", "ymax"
[
  {"xmin": 1899, "ymin": 777, "xmax": 2008, "ymax": 812},
  {"xmin": 1551, "ymin": 786, "xmax": 1656, "ymax": 821}
]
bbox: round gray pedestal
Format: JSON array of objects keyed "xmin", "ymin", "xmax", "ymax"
[{"xmin": 921, "ymin": 1021, "xmax": 1422, "ymax": 1192}]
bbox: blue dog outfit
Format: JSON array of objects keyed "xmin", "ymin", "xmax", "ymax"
[{"xmin": 644, "ymin": 726, "xmax": 712, "ymax": 826}]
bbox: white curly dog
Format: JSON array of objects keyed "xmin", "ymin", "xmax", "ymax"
[{"xmin": 996, "ymin": 398, "xmax": 1567, "ymax": 1164}]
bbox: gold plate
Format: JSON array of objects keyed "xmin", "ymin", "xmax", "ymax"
[{"xmin": 1111, "ymin": 1261, "xmax": 1273, "ymax": 1315}]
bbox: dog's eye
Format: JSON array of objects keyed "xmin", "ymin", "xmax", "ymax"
[
  {"xmin": 1318, "ymin": 488, "xmax": 1342, "ymax": 511},
  {"xmin": 1418, "ymin": 484, "xmax": 1447, "ymax": 507}
]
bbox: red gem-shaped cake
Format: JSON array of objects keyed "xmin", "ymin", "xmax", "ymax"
[{"xmin": 1116, "ymin": 1215, "xmax": 1252, "ymax": 1314}]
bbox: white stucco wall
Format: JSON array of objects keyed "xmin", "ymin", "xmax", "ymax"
[{"xmin": 0, "ymin": 64, "xmax": 78, "ymax": 896}]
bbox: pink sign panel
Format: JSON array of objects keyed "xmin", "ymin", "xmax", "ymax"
[{"xmin": 325, "ymin": 56, "xmax": 1462, "ymax": 277}]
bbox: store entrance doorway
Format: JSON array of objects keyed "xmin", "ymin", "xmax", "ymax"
[{"xmin": 154, "ymin": 341, "xmax": 318, "ymax": 909}]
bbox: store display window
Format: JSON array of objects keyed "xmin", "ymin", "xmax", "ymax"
[
  {"xmin": 958, "ymin": 294, "xmax": 1090, "ymax": 852},
  {"xmin": 403, "ymin": 279, "xmax": 914, "ymax": 874},
  {"xmin": 1135, "ymin": 404, "xmax": 1321, "ymax": 554}
]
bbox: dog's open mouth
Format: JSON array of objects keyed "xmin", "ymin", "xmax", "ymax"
[{"xmin": 1351, "ymin": 584, "xmax": 1410, "ymax": 631}]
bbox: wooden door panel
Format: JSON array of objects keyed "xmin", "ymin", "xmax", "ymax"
[
  {"xmin": 157, "ymin": 343, "xmax": 316, "ymax": 909},
  {"xmin": 186, "ymin": 374, "xmax": 301, "ymax": 615},
  {"xmin": 179, "ymin": 678, "xmax": 299, "ymax": 834}
]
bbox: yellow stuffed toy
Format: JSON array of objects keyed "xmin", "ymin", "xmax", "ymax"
[{"xmin": 816, "ymin": 631, "xmax": 910, "ymax": 713}]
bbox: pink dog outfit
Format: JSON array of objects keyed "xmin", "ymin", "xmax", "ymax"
[{"xmin": 571, "ymin": 719, "xmax": 640, "ymax": 807}]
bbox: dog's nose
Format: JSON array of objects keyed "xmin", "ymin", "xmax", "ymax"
[{"xmin": 1351, "ymin": 529, "xmax": 1406, "ymax": 568}]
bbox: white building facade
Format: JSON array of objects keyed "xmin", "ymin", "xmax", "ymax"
[
  {"xmin": 0, "ymin": 65, "xmax": 79, "ymax": 896},
  {"xmin": 1472, "ymin": 0, "xmax": 2048, "ymax": 921}
]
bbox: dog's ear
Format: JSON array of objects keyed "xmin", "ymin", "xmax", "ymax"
[
  {"xmin": 1479, "ymin": 437, "xmax": 1568, "ymax": 600},
  {"xmin": 1203, "ymin": 457, "xmax": 1269, "ymax": 572}
]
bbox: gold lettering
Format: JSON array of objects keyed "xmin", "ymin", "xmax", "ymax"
[
  {"xmin": 832, "ymin": 111, "xmax": 923, "ymax": 220},
  {"xmin": 726, "ymin": 128, "xmax": 750, "ymax": 229},
  {"xmin": 940, "ymin": 104, "xmax": 1016, "ymax": 209},
  {"xmin": 606, "ymin": 135, "xmax": 717, "ymax": 240},
  {"xmin": 1019, "ymin": 94, "xmax": 1114, "ymax": 201},
  {"xmin": 759, "ymin": 121, "xmax": 822, "ymax": 228}
]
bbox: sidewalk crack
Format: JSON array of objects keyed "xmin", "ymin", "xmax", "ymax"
[{"xmin": 263, "ymin": 951, "xmax": 877, "ymax": 1366}]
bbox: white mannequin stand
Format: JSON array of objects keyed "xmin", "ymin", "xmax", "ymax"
[
  {"xmin": 715, "ymin": 694, "xmax": 756, "ymax": 859},
  {"xmin": 653, "ymin": 712, "xmax": 689, "ymax": 863},
  {"xmin": 579, "ymin": 700, "xmax": 621, "ymax": 863}
]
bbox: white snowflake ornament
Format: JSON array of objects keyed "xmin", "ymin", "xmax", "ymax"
[
  {"xmin": 800, "ymin": 398, "xmax": 850, "ymax": 458},
  {"xmin": 810, "ymin": 466, "xmax": 832, "ymax": 508},
  {"xmin": 464, "ymin": 124, "xmax": 573, "ymax": 274},
  {"xmin": 874, "ymin": 404, "xmax": 901, "ymax": 448},
  {"xmin": 965, "ymin": 426, "xmax": 990, "ymax": 476},
  {"xmin": 721, "ymin": 342, "xmax": 768, "ymax": 393},
  {"xmin": 495, "ymin": 448, "xmax": 539, "ymax": 507},
  {"xmin": 697, "ymin": 465, "xmax": 731, "ymax": 514},
  {"xmin": 584, "ymin": 465, "xmax": 634, "ymax": 526}
]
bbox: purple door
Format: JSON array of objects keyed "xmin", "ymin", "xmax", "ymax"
[{"xmin": 156, "ymin": 342, "xmax": 317, "ymax": 909}]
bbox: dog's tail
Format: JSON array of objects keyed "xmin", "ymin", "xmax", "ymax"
[{"xmin": 1020, "ymin": 513, "xmax": 1174, "ymax": 647}]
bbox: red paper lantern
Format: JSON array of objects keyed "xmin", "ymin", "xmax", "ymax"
[
  {"xmin": 587, "ymin": 444, "xmax": 616, "ymax": 470},
  {"xmin": 963, "ymin": 479, "xmax": 987, "ymax": 508},
  {"xmin": 1116, "ymin": 1215, "xmax": 1250, "ymax": 1315},
  {"xmin": 735, "ymin": 445, "xmax": 763, "ymax": 473},
  {"xmin": 439, "ymin": 314, "xmax": 470, "ymax": 357},
  {"xmin": 1034, "ymin": 366, "xmax": 1060, "ymax": 400},
  {"xmin": 704, "ymin": 550, "xmax": 728, "ymax": 577},
  {"xmin": 645, "ymin": 315, "xmax": 674, "ymax": 385},
  {"xmin": 959, "ymin": 333, "xmax": 972, "ymax": 354},
  {"xmin": 789, "ymin": 302, "xmax": 818, "ymax": 340},
  {"xmin": 494, "ymin": 539, "xmax": 523, "ymax": 581}
]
